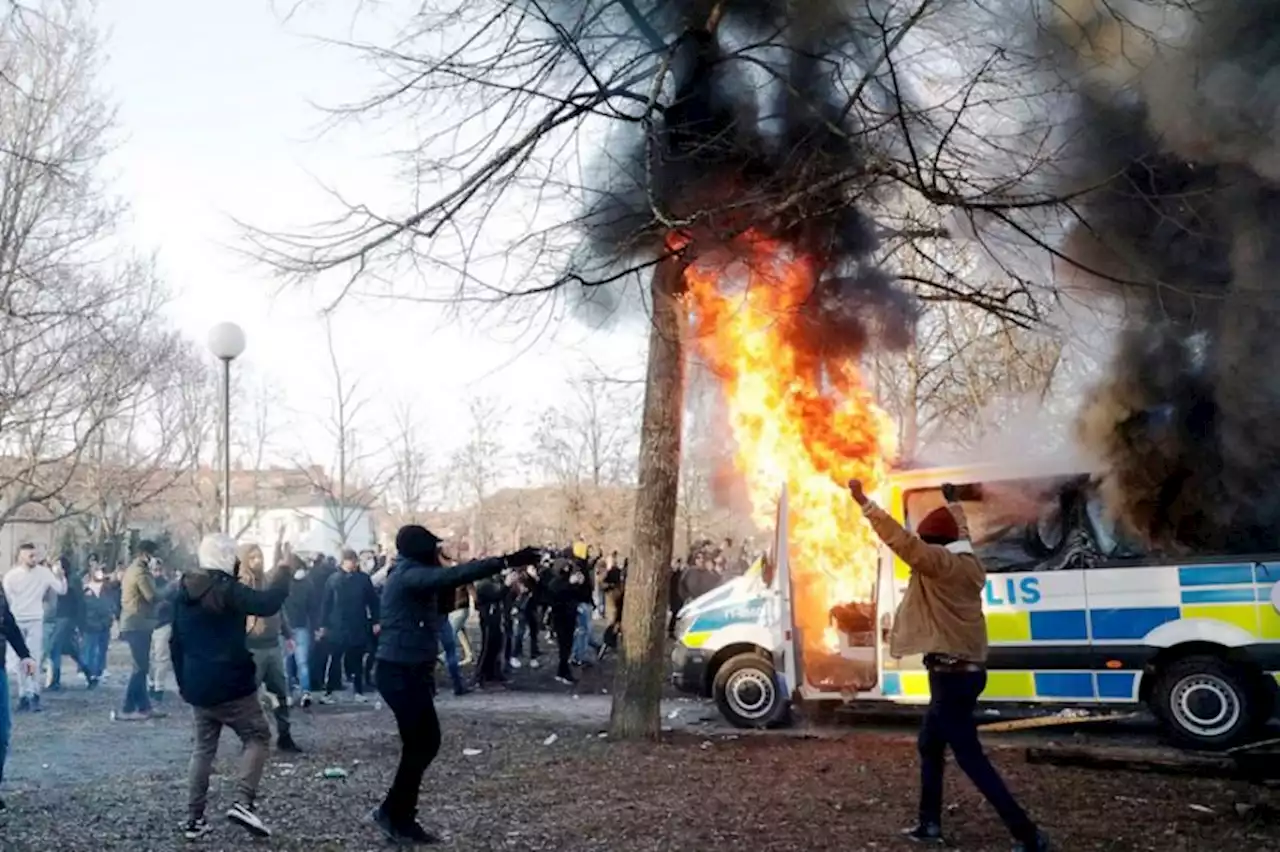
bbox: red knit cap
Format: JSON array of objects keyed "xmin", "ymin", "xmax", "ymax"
[{"xmin": 916, "ymin": 507, "xmax": 960, "ymax": 544}]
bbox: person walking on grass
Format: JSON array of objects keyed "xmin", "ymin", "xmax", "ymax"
[
  {"xmin": 171, "ymin": 533, "xmax": 291, "ymax": 841},
  {"xmin": 239, "ymin": 542, "xmax": 301, "ymax": 754},
  {"xmin": 3, "ymin": 543, "xmax": 66, "ymax": 713},
  {"xmin": 317, "ymin": 549, "xmax": 379, "ymax": 704},
  {"xmin": 117, "ymin": 541, "xmax": 162, "ymax": 721},
  {"xmin": 370, "ymin": 524, "xmax": 540, "ymax": 845},
  {"xmin": 848, "ymin": 479, "xmax": 1051, "ymax": 852},
  {"xmin": 0, "ymin": 584, "xmax": 36, "ymax": 812}
]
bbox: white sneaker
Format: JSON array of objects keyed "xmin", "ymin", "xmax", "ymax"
[
  {"xmin": 508, "ymin": 658, "xmax": 522, "ymax": 670},
  {"xmin": 353, "ymin": 693, "xmax": 369, "ymax": 704},
  {"xmin": 529, "ymin": 659, "xmax": 541, "ymax": 669},
  {"xmin": 227, "ymin": 803, "xmax": 270, "ymax": 838}
]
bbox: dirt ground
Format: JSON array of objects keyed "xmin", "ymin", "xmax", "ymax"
[{"xmin": 2, "ymin": 641, "xmax": 1279, "ymax": 851}]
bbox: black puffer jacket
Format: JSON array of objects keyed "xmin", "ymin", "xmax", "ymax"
[
  {"xmin": 376, "ymin": 556, "xmax": 508, "ymax": 665},
  {"xmin": 170, "ymin": 569, "xmax": 289, "ymax": 709}
]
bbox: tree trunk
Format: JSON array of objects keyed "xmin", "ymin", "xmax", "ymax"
[{"xmin": 610, "ymin": 258, "xmax": 686, "ymax": 740}]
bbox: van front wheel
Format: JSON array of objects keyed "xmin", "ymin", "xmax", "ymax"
[
  {"xmin": 713, "ymin": 653, "xmax": 788, "ymax": 729},
  {"xmin": 1150, "ymin": 655, "xmax": 1265, "ymax": 749}
]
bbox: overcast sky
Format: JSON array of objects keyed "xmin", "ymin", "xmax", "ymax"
[{"xmin": 95, "ymin": 0, "xmax": 648, "ymax": 480}]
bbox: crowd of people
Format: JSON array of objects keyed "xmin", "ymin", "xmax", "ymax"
[{"xmin": 0, "ymin": 529, "xmax": 638, "ymax": 842}]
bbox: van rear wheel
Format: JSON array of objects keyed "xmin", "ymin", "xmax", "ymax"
[
  {"xmin": 1150, "ymin": 655, "xmax": 1265, "ymax": 750},
  {"xmin": 713, "ymin": 653, "xmax": 789, "ymax": 729}
]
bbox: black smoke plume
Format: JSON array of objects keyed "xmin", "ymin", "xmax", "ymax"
[
  {"xmin": 1031, "ymin": 0, "xmax": 1280, "ymax": 552},
  {"xmin": 551, "ymin": 0, "xmax": 922, "ymax": 358}
]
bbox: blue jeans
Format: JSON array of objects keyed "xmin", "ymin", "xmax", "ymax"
[
  {"xmin": 437, "ymin": 616, "xmax": 465, "ymax": 690},
  {"xmin": 572, "ymin": 603, "xmax": 591, "ymax": 662},
  {"xmin": 82, "ymin": 629, "xmax": 109, "ymax": 678},
  {"xmin": 290, "ymin": 627, "xmax": 312, "ymax": 692},
  {"xmin": 121, "ymin": 629, "xmax": 153, "ymax": 714},
  {"xmin": 0, "ymin": 667, "xmax": 9, "ymax": 784}
]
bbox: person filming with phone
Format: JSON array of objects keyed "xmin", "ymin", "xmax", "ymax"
[{"xmin": 848, "ymin": 479, "xmax": 1050, "ymax": 852}]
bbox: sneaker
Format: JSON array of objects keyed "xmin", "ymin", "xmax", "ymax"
[
  {"xmin": 555, "ymin": 675, "xmax": 577, "ymax": 686},
  {"xmin": 352, "ymin": 693, "xmax": 369, "ymax": 704},
  {"xmin": 508, "ymin": 658, "xmax": 522, "ymax": 670},
  {"xmin": 1012, "ymin": 832, "xmax": 1053, "ymax": 852},
  {"xmin": 86, "ymin": 677, "xmax": 100, "ymax": 690},
  {"xmin": 226, "ymin": 802, "xmax": 270, "ymax": 838},
  {"xmin": 453, "ymin": 685, "xmax": 472, "ymax": 697},
  {"xmin": 318, "ymin": 693, "xmax": 336, "ymax": 705},
  {"xmin": 116, "ymin": 711, "xmax": 149, "ymax": 721},
  {"xmin": 47, "ymin": 681, "xmax": 62, "ymax": 692},
  {"xmin": 300, "ymin": 692, "xmax": 313, "ymax": 709},
  {"xmin": 29, "ymin": 695, "xmax": 41, "ymax": 712},
  {"xmin": 277, "ymin": 734, "xmax": 302, "ymax": 754},
  {"xmin": 182, "ymin": 818, "xmax": 212, "ymax": 840},
  {"xmin": 15, "ymin": 696, "xmax": 29, "ymax": 713},
  {"xmin": 902, "ymin": 824, "xmax": 944, "ymax": 845},
  {"xmin": 147, "ymin": 708, "xmax": 169, "ymax": 719},
  {"xmin": 0, "ymin": 796, "xmax": 6, "ymax": 811},
  {"xmin": 529, "ymin": 659, "xmax": 540, "ymax": 669}
]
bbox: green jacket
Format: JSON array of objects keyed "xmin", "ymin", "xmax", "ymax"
[{"xmin": 119, "ymin": 559, "xmax": 158, "ymax": 632}]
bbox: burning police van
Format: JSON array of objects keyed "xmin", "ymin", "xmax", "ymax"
[{"xmin": 671, "ymin": 461, "xmax": 1280, "ymax": 749}]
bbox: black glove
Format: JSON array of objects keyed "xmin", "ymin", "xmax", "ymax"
[
  {"xmin": 505, "ymin": 547, "xmax": 543, "ymax": 568},
  {"xmin": 941, "ymin": 483, "xmax": 958, "ymax": 503}
]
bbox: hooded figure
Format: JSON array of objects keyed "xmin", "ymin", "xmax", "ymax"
[
  {"xmin": 849, "ymin": 481, "xmax": 1048, "ymax": 852},
  {"xmin": 369, "ymin": 525, "xmax": 541, "ymax": 845},
  {"xmin": 170, "ymin": 533, "xmax": 291, "ymax": 842}
]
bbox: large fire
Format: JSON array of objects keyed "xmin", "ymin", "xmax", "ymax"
[{"xmin": 680, "ymin": 231, "xmax": 898, "ymax": 687}]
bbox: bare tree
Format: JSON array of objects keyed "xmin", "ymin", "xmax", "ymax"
[
  {"xmin": 62, "ymin": 337, "xmax": 208, "ymax": 565},
  {"xmin": 292, "ymin": 316, "xmax": 385, "ymax": 549},
  {"xmin": 0, "ymin": 3, "xmax": 183, "ymax": 532},
  {"xmin": 449, "ymin": 395, "xmax": 507, "ymax": 554},
  {"xmin": 385, "ymin": 400, "xmax": 437, "ymax": 523},
  {"xmin": 242, "ymin": 0, "xmax": 1086, "ymax": 739}
]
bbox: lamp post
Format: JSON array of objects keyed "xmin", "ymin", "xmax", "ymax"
[{"xmin": 207, "ymin": 322, "xmax": 246, "ymax": 535}]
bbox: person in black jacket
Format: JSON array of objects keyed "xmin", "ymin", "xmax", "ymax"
[
  {"xmin": 475, "ymin": 570, "xmax": 518, "ymax": 686},
  {"xmin": 171, "ymin": 533, "xmax": 290, "ymax": 841},
  {"xmin": 318, "ymin": 549, "xmax": 380, "ymax": 703},
  {"xmin": 370, "ymin": 525, "xmax": 540, "ymax": 845},
  {"xmin": 45, "ymin": 554, "xmax": 87, "ymax": 691},
  {"xmin": 546, "ymin": 558, "xmax": 583, "ymax": 685},
  {"xmin": 305, "ymin": 553, "xmax": 336, "ymax": 700}
]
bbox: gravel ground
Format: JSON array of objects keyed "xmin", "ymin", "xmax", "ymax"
[{"xmin": 2, "ymin": 640, "xmax": 1278, "ymax": 851}]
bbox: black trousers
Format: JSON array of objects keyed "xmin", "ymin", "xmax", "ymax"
[
  {"xmin": 550, "ymin": 606, "xmax": 576, "ymax": 679},
  {"xmin": 325, "ymin": 644, "xmax": 367, "ymax": 694},
  {"xmin": 377, "ymin": 661, "xmax": 442, "ymax": 827},
  {"xmin": 476, "ymin": 605, "xmax": 505, "ymax": 683},
  {"xmin": 919, "ymin": 668, "xmax": 1038, "ymax": 843}
]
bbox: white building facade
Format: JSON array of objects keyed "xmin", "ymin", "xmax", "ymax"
[{"xmin": 231, "ymin": 502, "xmax": 377, "ymax": 556}]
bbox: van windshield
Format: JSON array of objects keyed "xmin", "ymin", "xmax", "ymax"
[{"xmin": 905, "ymin": 476, "xmax": 1097, "ymax": 573}]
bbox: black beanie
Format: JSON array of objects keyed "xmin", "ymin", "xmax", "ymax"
[{"xmin": 396, "ymin": 525, "xmax": 442, "ymax": 564}]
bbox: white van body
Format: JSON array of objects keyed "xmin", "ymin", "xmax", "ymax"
[{"xmin": 671, "ymin": 462, "xmax": 1280, "ymax": 748}]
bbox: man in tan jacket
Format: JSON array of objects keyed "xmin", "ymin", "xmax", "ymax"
[{"xmin": 849, "ymin": 480, "xmax": 1050, "ymax": 852}]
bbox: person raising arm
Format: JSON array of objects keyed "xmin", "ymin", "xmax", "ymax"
[{"xmin": 848, "ymin": 480, "xmax": 1050, "ymax": 852}]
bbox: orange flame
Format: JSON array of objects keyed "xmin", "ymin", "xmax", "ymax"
[{"xmin": 680, "ymin": 231, "xmax": 897, "ymax": 687}]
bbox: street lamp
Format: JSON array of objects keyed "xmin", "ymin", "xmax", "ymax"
[{"xmin": 207, "ymin": 322, "xmax": 246, "ymax": 535}]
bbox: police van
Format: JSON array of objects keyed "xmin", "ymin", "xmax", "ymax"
[{"xmin": 670, "ymin": 461, "xmax": 1280, "ymax": 749}]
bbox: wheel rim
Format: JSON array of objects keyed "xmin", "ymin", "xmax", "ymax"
[
  {"xmin": 725, "ymin": 668, "xmax": 776, "ymax": 721},
  {"xmin": 1170, "ymin": 673, "xmax": 1242, "ymax": 738}
]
